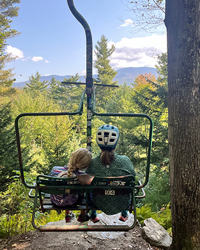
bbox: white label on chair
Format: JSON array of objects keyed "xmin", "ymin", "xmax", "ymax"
[
  {"xmin": 105, "ymin": 190, "xmax": 115, "ymax": 195},
  {"xmin": 87, "ymin": 110, "xmax": 92, "ymax": 119},
  {"xmin": 108, "ymin": 181, "xmax": 126, "ymax": 186},
  {"xmin": 67, "ymin": 181, "xmax": 79, "ymax": 185},
  {"xmin": 97, "ymin": 182, "xmax": 107, "ymax": 185}
]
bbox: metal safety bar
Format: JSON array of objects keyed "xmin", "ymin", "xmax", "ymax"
[{"xmin": 15, "ymin": 89, "xmax": 86, "ymax": 189}]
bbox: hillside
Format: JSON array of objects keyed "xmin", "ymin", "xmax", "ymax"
[{"xmin": 13, "ymin": 67, "xmax": 158, "ymax": 88}]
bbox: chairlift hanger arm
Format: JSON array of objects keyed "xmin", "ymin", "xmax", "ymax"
[
  {"xmin": 67, "ymin": 0, "xmax": 93, "ymax": 89},
  {"xmin": 67, "ymin": 0, "xmax": 93, "ymax": 151},
  {"xmin": 61, "ymin": 81, "xmax": 119, "ymax": 87}
]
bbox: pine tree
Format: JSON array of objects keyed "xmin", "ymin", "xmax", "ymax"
[
  {"xmin": 48, "ymin": 73, "xmax": 84, "ymax": 111},
  {"xmin": 25, "ymin": 71, "xmax": 49, "ymax": 94},
  {"xmin": 60, "ymin": 74, "xmax": 88, "ymax": 142},
  {"xmin": 60, "ymin": 73, "xmax": 83, "ymax": 110},
  {"xmin": 48, "ymin": 76, "xmax": 61, "ymax": 100},
  {"xmin": 94, "ymin": 35, "xmax": 118, "ymax": 110},
  {"xmin": 0, "ymin": 0, "xmax": 20, "ymax": 100},
  {"xmin": 95, "ymin": 35, "xmax": 117, "ymax": 85},
  {"xmin": 0, "ymin": 103, "xmax": 20, "ymax": 191}
]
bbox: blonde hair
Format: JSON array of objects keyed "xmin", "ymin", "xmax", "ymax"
[
  {"xmin": 100, "ymin": 149, "xmax": 115, "ymax": 165},
  {"xmin": 67, "ymin": 148, "xmax": 92, "ymax": 177}
]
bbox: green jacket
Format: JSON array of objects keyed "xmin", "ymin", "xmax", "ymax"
[{"xmin": 87, "ymin": 153, "xmax": 136, "ymax": 215}]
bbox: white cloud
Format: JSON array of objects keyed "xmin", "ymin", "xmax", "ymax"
[
  {"xmin": 119, "ymin": 19, "xmax": 134, "ymax": 27},
  {"xmin": 108, "ymin": 35, "xmax": 167, "ymax": 69},
  {"xmin": 45, "ymin": 60, "xmax": 50, "ymax": 63},
  {"xmin": 32, "ymin": 56, "xmax": 44, "ymax": 62},
  {"xmin": 6, "ymin": 45, "xmax": 24, "ymax": 59}
]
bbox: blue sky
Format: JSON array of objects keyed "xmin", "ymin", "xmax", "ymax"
[{"xmin": 6, "ymin": 0, "xmax": 167, "ymax": 82}]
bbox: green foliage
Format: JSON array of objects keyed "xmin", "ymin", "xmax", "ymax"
[
  {"xmin": 13, "ymin": 91, "xmax": 79, "ymax": 174},
  {"xmin": 0, "ymin": 67, "xmax": 16, "ymax": 100},
  {"xmin": 141, "ymin": 167, "xmax": 170, "ymax": 211},
  {"xmin": 0, "ymin": 0, "xmax": 20, "ymax": 99},
  {"xmin": 127, "ymin": 55, "xmax": 169, "ymax": 210},
  {"xmin": 48, "ymin": 74, "xmax": 88, "ymax": 145},
  {"xmin": 1, "ymin": 52, "xmax": 171, "ymax": 237},
  {"xmin": 0, "ymin": 0, "xmax": 20, "ymax": 49},
  {"xmin": 0, "ymin": 173, "xmax": 34, "ymax": 238},
  {"xmin": 48, "ymin": 76, "xmax": 61, "ymax": 100},
  {"xmin": 0, "ymin": 103, "xmax": 22, "ymax": 191},
  {"xmin": 0, "ymin": 171, "xmax": 67, "ymax": 239},
  {"xmin": 48, "ymin": 74, "xmax": 84, "ymax": 111},
  {"xmin": 156, "ymin": 53, "xmax": 168, "ymax": 84},
  {"xmin": 13, "ymin": 89, "xmax": 90, "ymax": 175},
  {"xmin": 136, "ymin": 204, "xmax": 172, "ymax": 232},
  {"xmin": 24, "ymin": 71, "xmax": 49, "ymax": 94},
  {"xmin": 35, "ymin": 210, "xmax": 66, "ymax": 228}
]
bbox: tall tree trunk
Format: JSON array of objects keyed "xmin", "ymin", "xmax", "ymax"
[{"xmin": 165, "ymin": 1, "xmax": 200, "ymax": 249}]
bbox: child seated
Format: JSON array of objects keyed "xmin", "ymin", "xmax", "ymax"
[{"xmin": 49, "ymin": 148, "xmax": 92, "ymax": 222}]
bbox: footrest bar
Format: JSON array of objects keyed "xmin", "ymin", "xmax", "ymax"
[{"xmin": 38, "ymin": 224, "xmax": 135, "ymax": 232}]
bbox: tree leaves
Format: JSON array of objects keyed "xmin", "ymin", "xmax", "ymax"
[{"xmin": 0, "ymin": 0, "xmax": 20, "ymax": 101}]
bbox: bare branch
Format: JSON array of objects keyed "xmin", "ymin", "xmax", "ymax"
[{"xmin": 120, "ymin": 0, "xmax": 165, "ymax": 33}]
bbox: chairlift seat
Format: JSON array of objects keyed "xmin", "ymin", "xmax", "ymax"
[{"xmin": 31, "ymin": 174, "xmax": 140, "ymax": 231}]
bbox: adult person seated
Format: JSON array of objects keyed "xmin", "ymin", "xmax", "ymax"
[{"xmin": 86, "ymin": 124, "xmax": 136, "ymax": 222}]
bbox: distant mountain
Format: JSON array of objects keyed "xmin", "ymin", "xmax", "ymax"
[
  {"xmin": 12, "ymin": 67, "xmax": 158, "ymax": 88},
  {"xmin": 114, "ymin": 67, "xmax": 158, "ymax": 85}
]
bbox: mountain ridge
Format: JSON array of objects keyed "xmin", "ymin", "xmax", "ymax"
[{"xmin": 13, "ymin": 67, "xmax": 158, "ymax": 88}]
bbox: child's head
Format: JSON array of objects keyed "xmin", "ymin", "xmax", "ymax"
[{"xmin": 67, "ymin": 148, "xmax": 92, "ymax": 177}]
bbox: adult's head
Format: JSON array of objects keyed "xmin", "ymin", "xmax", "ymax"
[
  {"xmin": 96, "ymin": 124, "xmax": 119, "ymax": 149},
  {"xmin": 67, "ymin": 148, "xmax": 92, "ymax": 177},
  {"xmin": 96, "ymin": 124, "xmax": 119, "ymax": 165}
]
